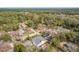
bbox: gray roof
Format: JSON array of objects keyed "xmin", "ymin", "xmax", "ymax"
[
  {"xmin": 32, "ymin": 36, "xmax": 45, "ymax": 47},
  {"xmin": 23, "ymin": 41, "xmax": 33, "ymax": 46}
]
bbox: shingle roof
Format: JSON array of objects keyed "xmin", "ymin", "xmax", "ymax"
[{"xmin": 32, "ymin": 36, "xmax": 46, "ymax": 47}]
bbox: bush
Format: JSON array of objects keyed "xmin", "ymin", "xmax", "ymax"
[
  {"xmin": 50, "ymin": 35, "xmax": 60, "ymax": 48},
  {"xmin": 14, "ymin": 43, "xmax": 26, "ymax": 52},
  {"xmin": 76, "ymin": 47, "xmax": 79, "ymax": 52},
  {"xmin": 0, "ymin": 33, "xmax": 11, "ymax": 42}
]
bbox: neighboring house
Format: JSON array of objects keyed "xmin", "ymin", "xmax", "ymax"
[
  {"xmin": 23, "ymin": 40, "xmax": 33, "ymax": 47},
  {"xmin": 42, "ymin": 31, "xmax": 52, "ymax": 41},
  {"xmin": 19, "ymin": 22, "xmax": 27, "ymax": 36},
  {"xmin": 27, "ymin": 28, "xmax": 34, "ymax": 33},
  {"xmin": 0, "ymin": 31, "xmax": 5, "ymax": 37},
  {"xmin": 8, "ymin": 31, "xmax": 18, "ymax": 37},
  {"xmin": 60, "ymin": 42, "xmax": 77, "ymax": 52},
  {"xmin": 18, "ymin": 29, "xmax": 25, "ymax": 36},
  {"xmin": 0, "ymin": 40, "xmax": 3, "ymax": 45},
  {"xmin": 46, "ymin": 29, "xmax": 53, "ymax": 34},
  {"xmin": 56, "ymin": 27, "xmax": 70, "ymax": 33},
  {"xmin": 19, "ymin": 36, "xmax": 26, "ymax": 41},
  {"xmin": 0, "ymin": 42, "xmax": 13, "ymax": 52},
  {"xmin": 32, "ymin": 36, "xmax": 48, "ymax": 48},
  {"xmin": 52, "ymin": 27, "xmax": 70, "ymax": 34}
]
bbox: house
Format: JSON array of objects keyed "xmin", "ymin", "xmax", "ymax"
[
  {"xmin": 0, "ymin": 42, "xmax": 13, "ymax": 52},
  {"xmin": 42, "ymin": 31, "xmax": 52, "ymax": 41},
  {"xmin": 27, "ymin": 28, "xmax": 34, "ymax": 33},
  {"xmin": 0, "ymin": 31, "xmax": 5, "ymax": 37},
  {"xmin": 60, "ymin": 42, "xmax": 77, "ymax": 52},
  {"xmin": 46, "ymin": 29, "xmax": 53, "ymax": 33},
  {"xmin": 18, "ymin": 29, "xmax": 25, "ymax": 36},
  {"xmin": 23, "ymin": 40, "xmax": 33, "ymax": 47},
  {"xmin": 32, "ymin": 36, "xmax": 48, "ymax": 48},
  {"xmin": 19, "ymin": 36, "xmax": 26, "ymax": 41},
  {"xmin": 8, "ymin": 31, "xmax": 18, "ymax": 37},
  {"xmin": 52, "ymin": 27, "xmax": 70, "ymax": 35}
]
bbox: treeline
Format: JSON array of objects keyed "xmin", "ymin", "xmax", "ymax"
[
  {"xmin": 0, "ymin": 9, "xmax": 79, "ymax": 31},
  {"xmin": 29, "ymin": 9, "xmax": 79, "ymax": 15}
]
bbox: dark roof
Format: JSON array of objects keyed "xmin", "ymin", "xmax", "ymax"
[{"xmin": 32, "ymin": 36, "xmax": 45, "ymax": 47}]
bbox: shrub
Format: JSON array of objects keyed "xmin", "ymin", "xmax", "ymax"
[{"xmin": 14, "ymin": 43, "xmax": 26, "ymax": 52}]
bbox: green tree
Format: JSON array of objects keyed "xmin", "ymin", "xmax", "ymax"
[
  {"xmin": 27, "ymin": 20, "xmax": 33, "ymax": 27},
  {"xmin": 50, "ymin": 35, "xmax": 60, "ymax": 48},
  {"xmin": 76, "ymin": 47, "xmax": 79, "ymax": 52},
  {"xmin": 0, "ymin": 33, "xmax": 11, "ymax": 42},
  {"xmin": 65, "ymin": 32, "xmax": 75, "ymax": 42},
  {"xmin": 27, "ymin": 36, "xmax": 32, "ymax": 40},
  {"xmin": 73, "ymin": 32, "xmax": 79, "ymax": 44},
  {"xmin": 14, "ymin": 43, "xmax": 26, "ymax": 52}
]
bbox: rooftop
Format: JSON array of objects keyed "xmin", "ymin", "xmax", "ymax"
[{"xmin": 32, "ymin": 36, "xmax": 47, "ymax": 47}]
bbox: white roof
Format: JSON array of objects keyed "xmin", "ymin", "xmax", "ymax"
[{"xmin": 37, "ymin": 40, "xmax": 47, "ymax": 47}]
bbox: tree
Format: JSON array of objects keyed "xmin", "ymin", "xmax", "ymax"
[
  {"xmin": 65, "ymin": 32, "xmax": 75, "ymax": 42},
  {"xmin": 14, "ymin": 43, "xmax": 26, "ymax": 52},
  {"xmin": 76, "ymin": 47, "xmax": 79, "ymax": 52},
  {"xmin": 50, "ymin": 35, "xmax": 60, "ymax": 48},
  {"xmin": 27, "ymin": 20, "xmax": 33, "ymax": 27},
  {"xmin": 46, "ymin": 44, "xmax": 53, "ymax": 52},
  {"xmin": 27, "ymin": 36, "xmax": 32, "ymax": 40},
  {"xmin": 0, "ymin": 33, "xmax": 11, "ymax": 42},
  {"xmin": 63, "ymin": 18, "xmax": 79, "ymax": 30},
  {"xmin": 73, "ymin": 32, "xmax": 79, "ymax": 44},
  {"xmin": 59, "ymin": 32, "xmax": 66, "ymax": 42},
  {"xmin": 53, "ymin": 37, "xmax": 60, "ymax": 48}
]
